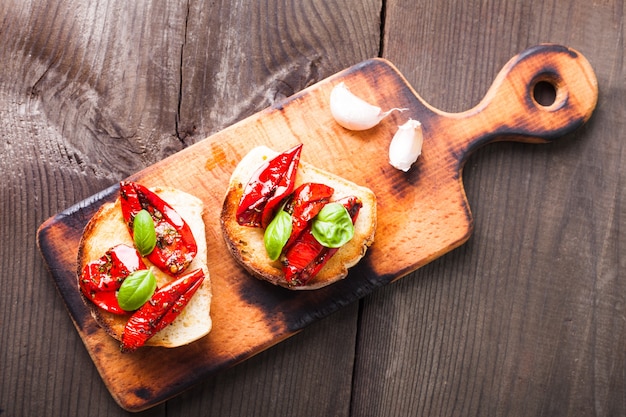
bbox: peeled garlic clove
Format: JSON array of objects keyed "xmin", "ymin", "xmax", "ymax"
[
  {"xmin": 389, "ymin": 119, "xmax": 423, "ymax": 172},
  {"xmin": 330, "ymin": 82, "xmax": 406, "ymax": 131}
]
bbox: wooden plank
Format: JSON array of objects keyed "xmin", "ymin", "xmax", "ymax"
[
  {"xmin": 0, "ymin": 0, "xmax": 380, "ymax": 416},
  {"xmin": 351, "ymin": 1, "xmax": 626, "ymax": 416},
  {"xmin": 37, "ymin": 45, "xmax": 596, "ymax": 411},
  {"xmin": 0, "ymin": 1, "xmax": 190, "ymax": 415}
]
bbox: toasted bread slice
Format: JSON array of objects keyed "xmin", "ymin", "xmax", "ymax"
[
  {"xmin": 77, "ymin": 186, "xmax": 212, "ymax": 348},
  {"xmin": 221, "ymin": 146, "xmax": 377, "ymax": 290}
]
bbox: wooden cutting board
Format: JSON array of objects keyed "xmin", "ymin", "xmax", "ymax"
[{"xmin": 36, "ymin": 44, "xmax": 597, "ymax": 411}]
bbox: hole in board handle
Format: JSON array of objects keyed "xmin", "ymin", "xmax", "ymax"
[
  {"xmin": 531, "ymin": 74, "xmax": 567, "ymax": 111},
  {"xmin": 533, "ymin": 81, "xmax": 557, "ymax": 106}
]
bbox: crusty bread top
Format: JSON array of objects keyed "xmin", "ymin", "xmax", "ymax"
[
  {"xmin": 77, "ymin": 186, "xmax": 212, "ymax": 348},
  {"xmin": 221, "ymin": 146, "xmax": 377, "ymax": 290}
]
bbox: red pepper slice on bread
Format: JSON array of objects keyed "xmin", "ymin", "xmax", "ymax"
[
  {"xmin": 120, "ymin": 181, "xmax": 197, "ymax": 275},
  {"xmin": 79, "ymin": 244, "xmax": 147, "ymax": 314},
  {"xmin": 121, "ymin": 268, "xmax": 205, "ymax": 352},
  {"xmin": 282, "ymin": 196, "xmax": 362, "ymax": 286},
  {"xmin": 282, "ymin": 182, "xmax": 334, "ymax": 253},
  {"xmin": 236, "ymin": 143, "xmax": 302, "ymax": 228}
]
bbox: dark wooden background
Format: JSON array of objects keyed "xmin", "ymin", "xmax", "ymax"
[{"xmin": 1, "ymin": 0, "xmax": 624, "ymax": 416}]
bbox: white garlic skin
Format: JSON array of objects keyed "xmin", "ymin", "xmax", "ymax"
[
  {"xmin": 330, "ymin": 82, "xmax": 405, "ymax": 131},
  {"xmin": 388, "ymin": 119, "xmax": 423, "ymax": 172}
]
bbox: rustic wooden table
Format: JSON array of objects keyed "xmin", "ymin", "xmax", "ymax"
[{"xmin": 1, "ymin": 0, "xmax": 624, "ymax": 416}]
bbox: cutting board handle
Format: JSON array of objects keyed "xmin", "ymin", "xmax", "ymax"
[{"xmin": 434, "ymin": 44, "xmax": 598, "ymax": 157}]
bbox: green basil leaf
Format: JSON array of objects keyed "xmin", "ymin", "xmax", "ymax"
[
  {"xmin": 133, "ymin": 209, "xmax": 156, "ymax": 256},
  {"xmin": 117, "ymin": 269, "xmax": 157, "ymax": 311},
  {"xmin": 311, "ymin": 203, "xmax": 354, "ymax": 248},
  {"xmin": 264, "ymin": 210, "xmax": 293, "ymax": 260}
]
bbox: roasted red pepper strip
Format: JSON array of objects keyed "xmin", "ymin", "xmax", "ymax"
[
  {"xmin": 283, "ymin": 182, "xmax": 334, "ymax": 253},
  {"xmin": 79, "ymin": 244, "xmax": 147, "ymax": 314},
  {"xmin": 236, "ymin": 143, "xmax": 303, "ymax": 228},
  {"xmin": 282, "ymin": 196, "xmax": 362, "ymax": 286},
  {"xmin": 119, "ymin": 181, "xmax": 197, "ymax": 275},
  {"xmin": 121, "ymin": 268, "xmax": 205, "ymax": 352}
]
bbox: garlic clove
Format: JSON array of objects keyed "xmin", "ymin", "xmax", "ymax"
[
  {"xmin": 330, "ymin": 82, "xmax": 406, "ymax": 131},
  {"xmin": 389, "ymin": 119, "xmax": 423, "ymax": 172}
]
